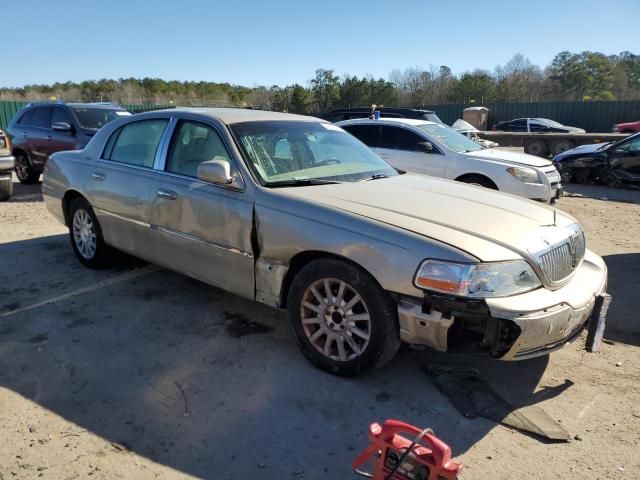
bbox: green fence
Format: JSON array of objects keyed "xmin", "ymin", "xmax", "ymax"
[
  {"xmin": 425, "ymin": 101, "xmax": 640, "ymax": 132},
  {"xmin": 3, "ymin": 100, "xmax": 640, "ymax": 133}
]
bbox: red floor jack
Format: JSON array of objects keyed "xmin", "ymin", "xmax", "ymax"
[{"xmin": 352, "ymin": 420, "xmax": 463, "ymax": 480}]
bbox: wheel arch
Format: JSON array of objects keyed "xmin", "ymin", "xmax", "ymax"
[
  {"xmin": 62, "ymin": 190, "xmax": 88, "ymax": 227},
  {"xmin": 278, "ymin": 250, "xmax": 387, "ymax": 309},
  {"xmin": 454, "ymin": 172, "xmax": 499, "ymax": 189}
]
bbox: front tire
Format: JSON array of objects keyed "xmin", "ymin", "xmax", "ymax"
[
  {"xmin": 0, "ymin": 175, "xmax": 12, "ymax": 201},
  {"xmin": 68, "ymin": 197, "xmax": 114, "ymax": 268},
  {"xmin": 287, "ymin": 258, "xmax": 401, "ymax": 376},
  {"xmin": 15, "ymin": 152, "xmax": 40, "ymax": 184}
]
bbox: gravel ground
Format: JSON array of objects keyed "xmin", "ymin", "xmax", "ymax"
[{"xmin": 0, "ymin": 177, "xmax": 639, "ymax": 480}]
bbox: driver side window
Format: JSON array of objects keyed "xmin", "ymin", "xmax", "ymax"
[{"xmin": 166, "ymin": 120, "xmax": 231, "ymax": 177}]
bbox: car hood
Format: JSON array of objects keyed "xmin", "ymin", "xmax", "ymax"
[
  {"xmin": 278, "ymin": 174, "xmax": 576, "ymax": 262},
  {"xmin": 554, "ymin": 142, "xmax": 607, "ymax": 161},
  {"xmin": 465, "ymin": 147, "xmax": 553, "ymax": 167}
]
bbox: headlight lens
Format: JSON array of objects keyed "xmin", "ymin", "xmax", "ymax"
[
  {"xmin": 507, "ymin": 166, "xmax": 542, "ymax": 184},
  {"xmin": 0, "ymin": 137, "xmax": 5, "ymax": 149},
  {"xmin": 414, "ymin": 259, "xmax": 541, "ymax": 298}
]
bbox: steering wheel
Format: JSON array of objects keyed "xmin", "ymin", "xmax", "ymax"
[{"xmin": 315, "ymin": 157, "xmax": 341, "ymax": 166}]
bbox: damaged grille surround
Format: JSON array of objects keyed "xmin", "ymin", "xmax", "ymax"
[{"xmin": 533, "ymin": 225, "xmax": 586, "ymax": 287}]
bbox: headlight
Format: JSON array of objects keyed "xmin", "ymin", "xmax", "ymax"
[
  {"xmin": 0, "ymin": 137, "xmax": 5, "ymax": 149},
  {"xmin": 414, "ymin": 259, "xmax": 541, "ymax": 298},
  {"xmin": 507, "ymin": 166, "xmax": 542, "ymax": 184}
]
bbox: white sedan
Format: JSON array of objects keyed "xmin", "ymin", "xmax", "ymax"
[{"xmin": 337, "ymin": 118, "xmax": 562, "ymax": 202}]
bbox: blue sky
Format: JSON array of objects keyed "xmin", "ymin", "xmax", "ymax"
[{"xmin": 2, "ymin": 0, "xmax": 638, "ymax": 88}]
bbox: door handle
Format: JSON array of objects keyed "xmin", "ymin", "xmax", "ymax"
[
  {"xmin": 45, "ymin": 135, "xmax": 52, "ymax": 141},
  {"xmin": 91, "ymin": 172, "xmax": 105, "ymax": 181},
  {"xmin": 157, "ymin": 189, "xmax": 178, "ymax": 200}
]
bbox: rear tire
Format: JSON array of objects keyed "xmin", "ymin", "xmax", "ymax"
[
  {"xmin": 550, "ymin": 140, "xmax": 575, "ymax": 156},
  {"xmin": 15, "ymin": 152, "xmax": 40, "ymax": 184},
  {"xmin": 458, "ymin": 175, "xmax": 498, "ymax": 190},
  {"xmin": 68, "ymin": 197, "xmax": 115, "ymax": 268},
  {"xmin": 0, "ymin": 175, "xmax": 12, "ymax": 201},
  {"xmin": 287, "ymin": 258, "xmax": 401, "ymax": 376},
  {"xmin": 524, "ymin": 139, "xmax": 548, "ymax": 157}
]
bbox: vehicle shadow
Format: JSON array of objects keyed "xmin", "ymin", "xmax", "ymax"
[
  {"xmin": 6, "ymin": 178, "xmax": 43, "ymax": 203},
  {"xmin": 563, "ymin": 183, "xmax": 640, "ymax": 205},
  {"xmin": 600, "ymin": 253, "xmax": 640, "ymax": 347},
  {"xmin": 0, "ymin": 235, "xmax": 594, "ymax": 478}
]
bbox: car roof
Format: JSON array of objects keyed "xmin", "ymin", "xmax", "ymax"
[
  {"xmin": 25, "ymin": 102, "xmax": 127, "ymax": 110},
  {"xmin": 337, "ymin": 118, "xmax": 438, "ymax": 127},
  {"xmin": 325, "ymin": 107, "xmax": 436, "ymax": 114},
  {"xmin": 142, "ymin": 107, "xmax": 320, "ymax": 125}
]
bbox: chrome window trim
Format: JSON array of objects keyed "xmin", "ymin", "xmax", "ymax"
[
  {"xmin": 155, "ymin": 116, "xmax": 246, "ymax": 192},
  {"xmin": 154, "ymin": 117, "xmax": 178, "ymax": 171},
  {"xmin": 98, "ymin": 117, "xmax": 172, "ymax": 169},
  {"xmin": 152, "ymin": 225, "xmax": 253, "ymax": 258}
]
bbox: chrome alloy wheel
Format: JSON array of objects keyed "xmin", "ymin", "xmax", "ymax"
[
  {"xmin": 300, "ymin": 278, "xmax": 371, "ymax": 361},
  {"xmin": 15, "ymin": 155, "xmax": 29, "ymax": 181},
  {"xmin": 72, "ymin": 209, "xmax": 97, "ymax": 259}
]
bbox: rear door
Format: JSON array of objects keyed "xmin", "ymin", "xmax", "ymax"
[
  {"xmin": 26, "ymin": 107, "xmax": 53, "ymax": 169},
  {"xmin": 148, "ymin": 118, "xmax": 254, "ymax": 299},
  {"xmin": 375, "ymin": 125, "xmax": 446, "ymax": 177},
  {"xmin": 90, "ymin": 118, "xmax": 169, "ymax": 258}
]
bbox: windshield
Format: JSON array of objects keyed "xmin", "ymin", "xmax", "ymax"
[
  {"xmin": 416, "ymin": 123, "xmax": 483, "ymax": 153},
  {"xmin": 231, "ymin": 121, "xmax": 398, "ymax": 185},
  {"xmin": 535, "ymin": 118, "xmax": 564, "ymax": 128},
  {"xmin": 71, "ymin": 108, "xmax": 131, "ymax": 130}
]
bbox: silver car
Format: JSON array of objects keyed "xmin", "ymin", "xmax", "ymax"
[{"xmin": 43, "ymin": 108, "xmax": 608, "ymax": 376}]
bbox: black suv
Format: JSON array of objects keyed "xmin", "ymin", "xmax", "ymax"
[
  {"xmin": 320, "ymin": 107, "xmax": 444, "ymax": 124},
  {"xmin": 7, "ymin": 102, "xmax": 131, "ymax": 184}
]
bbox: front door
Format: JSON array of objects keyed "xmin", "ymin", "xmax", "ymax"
[
  {"xmin": 148, "ymin": 118, "xmax": 254, "ymax": 299},
  {"xmin": 609, "ymin": 135, "xmax": 640, "ymax": 183},
  {"xmin": 374, "ymin": 125, "xmax": 446, "ymax": 177},
  {"xmin": 48, "ymin": 107, "xmax": 79, "ymax": 155}
]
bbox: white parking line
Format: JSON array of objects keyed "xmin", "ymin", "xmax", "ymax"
[{"xmin": 0, "ymin": 265, "xmax": 161, "ymax": 318}]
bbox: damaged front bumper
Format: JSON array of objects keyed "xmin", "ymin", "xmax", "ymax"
[{"xmin": 397, "ymin": 248, "xmax": 608, "ymax": 360}]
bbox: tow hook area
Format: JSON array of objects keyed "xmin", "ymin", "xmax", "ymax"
[
  {"xmin": 397, "ymin": 298, "xmax": 454, "ymax": 351},
  {"xmin": 483, "ymin": 317, "xmax": 522, "ymax": 358}
]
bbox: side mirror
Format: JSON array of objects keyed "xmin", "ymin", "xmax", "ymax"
[
  {"xmin": 197, "ymin": 157, "xmax": 233, "ymax": 185},
  {"xmin": 417, "ymin": 141, "xmax": 433, "ymax": 153},
  {"xmin": 52, "ymin": 121, "xmax": 72, "ymax": 132}
]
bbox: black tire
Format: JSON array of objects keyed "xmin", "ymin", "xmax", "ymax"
[
  {"xmin": 550, "ymin": 140, "xmax": 575, "ymax": 156},
  {"xmin": 68, "ymin": 197, "xmax": 115, "ymax": 268},
  {"xmin": 0, "ymin": 176, "xmax": 12, "ymax": 201},
  {"xmin": 14, "ymin": 152, "xmax": 40, "ymax": 184},
  {"xmin": 287, "ymin": 258, "xmax": 401, "ymax": 376},
  {"xmin": 524, "ymin": 139, "xmax": 548, "ymax": 157},
  {"xmin": 458, "ymin": 175, "xmax": 498, "ymax": 190}
]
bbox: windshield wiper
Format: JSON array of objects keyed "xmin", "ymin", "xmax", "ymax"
[
  {"xmin": 265, "ymin": 178, "xmax": 343, "ymax": 188},
  {"xmin": 362, "ymin": 173, "xmax": 390, "ymax": 181}
]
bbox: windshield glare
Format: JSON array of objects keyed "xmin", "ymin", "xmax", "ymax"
[
  {"xmin": 416, "ymin": 123, "xmax": 483, "ymax": 153},
  {"xmin": 231, "ymin": 121, "xmax": 398, "ymax": 184},
  {"xmin": 71, "ymin": 108, "xmax": 130, "ymax": 129}
]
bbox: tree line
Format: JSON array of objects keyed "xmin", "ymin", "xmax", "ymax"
[{"xmin": 1, "ymin": 51, "xmax": 638, "ymax": 115}]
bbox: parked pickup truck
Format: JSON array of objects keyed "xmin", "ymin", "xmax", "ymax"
[
  {"xmin": 0, "ymin": 128, "xmax": 14, "ymax": 201},
  {"xmin": 613, "ymin": 121, "xmax": 640, "ymax": 134}
]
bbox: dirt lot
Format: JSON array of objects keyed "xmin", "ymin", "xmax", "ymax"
[{"xmin": 1, "ymin": 178, "xmax": 639, "ymax": 480}]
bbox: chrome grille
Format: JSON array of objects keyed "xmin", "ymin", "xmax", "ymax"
[{"xmin": 538, "ymin": 230, "xmax": 586, "ymax": 283}]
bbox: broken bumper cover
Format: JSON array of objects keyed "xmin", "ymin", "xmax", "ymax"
[
  {"xmin": 487, "ymin": 248, "xmax": 607, "ymax": 360},
  {"xmin": 397, "ymin": 248, "xmax": 607, "ymax": 359}
]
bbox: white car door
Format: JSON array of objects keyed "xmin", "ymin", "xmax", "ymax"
[{"xmin": 373, "ymin": 125, "xmax": 446, "ymax": 177}]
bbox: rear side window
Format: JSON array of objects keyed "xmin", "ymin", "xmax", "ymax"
[
  {"xmin": 342, "ymin": 124, "xmax": 380, "ymax": 147},
  {"xmin": 30, "ymin": 107, "xmax": 52, "ymax": 129},
  {"xmin": 104, "ymin": 119, "xmax": 168, "ymax": 168},
  {"xmin": 166, "ymin": 120, "xmax": 231, "ymax": 177},
  {"xmin": 378, "ymin": 126, "xmax": 425, "ymax": 151},
  {"xmin": 17, "ymin": 109, "xmax": 35, "ymax": 126}
]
